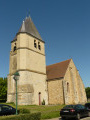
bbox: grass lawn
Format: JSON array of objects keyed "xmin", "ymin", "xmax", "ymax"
[{"xmin": 0, "ymin": 103, "xmax": 65, "ymax": 119}]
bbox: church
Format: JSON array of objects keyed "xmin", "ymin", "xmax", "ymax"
[{"xmin": 7, "ymin": 16, "xmax": 87, "ymax": 105}]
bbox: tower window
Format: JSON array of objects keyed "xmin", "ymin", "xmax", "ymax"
[
  {"xmin": 34, "ymin": 40, "xmax": 37, "ymax": 48},
  {"xmin": 38, "ymin": 42, "xmax": 41, "ymax": 50},
  {"xmin": 13, "ymin": 43, "xmax": 17, "ymax": 52}
]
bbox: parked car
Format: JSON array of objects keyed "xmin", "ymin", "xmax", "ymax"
[
  {"xmin": 0, "ymin": 104, "xmax": 16, "ymax": 116},
  {"xmin": 60, "ymin": 104, "xmax": 90, "ymax": 120},
  {"xmin": 85, "ymin": 103, "xmax": 90, "ymax": 110}
]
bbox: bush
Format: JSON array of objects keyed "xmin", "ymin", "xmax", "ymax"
[
  {"xmin": 6, "ymin": 102, "xmax": 15, "ymax": 106},
  {"xmin": 0, "ymin": 112, "xmax": 41, "ymax": 120},
  {"xmin": 42, "ymin": 99, "xmax": 45, "ymax": 105},
  {"xmin": 30, "ymin": 112, "xmax": 41, "ymax": 120},
  {"xmin": 18, "ymin": 108, "xmax": 30, "ymax": 114}
]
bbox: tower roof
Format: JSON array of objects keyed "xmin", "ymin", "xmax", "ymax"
[
  {"xmin": 18, "ymin": 17, "xmax": 42, "ymax": 40},
  {"xmin": 46, "ymin": 59, "xmax": 71, "ymax": 80}
]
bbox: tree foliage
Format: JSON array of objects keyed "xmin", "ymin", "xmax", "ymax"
[
  {"xmin": 0, "ymin": 77, "xmax": 7, "ymax": 102},
  {"xmin": 85, "ymin": 87, "xmax": 90, "ymax": 98}
]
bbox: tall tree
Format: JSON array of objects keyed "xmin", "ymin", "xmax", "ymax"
[
  {"xmin": 85, "ymin": 87, "xmax": 90, "ymax": 99},
  {"xmin": 0, "ymin": 77, "xmax": 7, "ymax": 102}
]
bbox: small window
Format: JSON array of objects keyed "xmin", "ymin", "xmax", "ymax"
[
  {"xmin": 13, "ymin": 43, "xmax": 17, "ymax": 52},
  {"xmin": 67, "ymin": 82, "xmax": 69, "ymax": 92},
  {"xmin": 34, "ymin": 40, "xmax": 37, "ymax": 48},
  {"xmin": 38, "ymin": 42, "xmax": 41, "ymax": 50}
]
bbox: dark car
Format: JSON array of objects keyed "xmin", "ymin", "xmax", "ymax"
[
  {"xmin": 85, "ymin": 103, "xmax": 90, "ymax": 110},
  {"xmin": 0, "ymin": 104, "xmax": 16, "ymax": 116},
  {"xmin": 60, "ymin": 104, "xmax": 90, "ymax": 120}
]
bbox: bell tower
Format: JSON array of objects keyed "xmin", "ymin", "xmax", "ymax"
[{"xmin": 7, "ymin": 16, "xmax": 48, "ymax": 105}]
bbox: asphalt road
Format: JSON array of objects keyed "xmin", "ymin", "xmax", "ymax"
[{"xmin": 46, "ymin": 117, "xmax": 90, "ymax": 120}]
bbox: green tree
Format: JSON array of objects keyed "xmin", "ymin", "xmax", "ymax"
[
  {"xmin": 85, "ymin": 87, "xmax": 90, "ymax": 99},
  {"xmin": 0, "ymin": 77, "xmax": 7, "ymax": 102}
]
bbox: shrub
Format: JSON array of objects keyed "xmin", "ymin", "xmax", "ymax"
[
  {"xmin": 6, "ymin": 102, "xmax": 15, "ymax": 106},
  {"xmin": 0, "ymin": 112, "xmax": 41, "ymax": 120},
  {"xmin": 18, "ymin": 108, "xmax": 30, "ymax": 114},
  {"xmin": 42, "ymin": 99, "xmax": 45, "ymax": 105},
  {"xmin": 29, "ymin": 112, "xmax": 41, "ymax": 120}
]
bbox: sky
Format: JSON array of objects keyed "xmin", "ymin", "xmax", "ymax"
[{"xmin": 0, "ymin": 0, "xmax": 90, "ymax": 87}]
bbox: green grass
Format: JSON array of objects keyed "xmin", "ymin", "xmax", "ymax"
[{"xmin": 0, "ymin": 103, "xmax": 65, "ymax": 119}]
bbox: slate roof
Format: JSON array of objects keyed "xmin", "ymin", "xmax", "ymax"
[
  {"xmin": 12, "ymin": 16, "xmax": 42, "ymax": 42},
  {"xmin": 46, "ymin": 59, "xmax": 71, "ymax": 80},
  {"xmin": 18, "ymin": 17, "xmax": 42, "ymax": 40}
]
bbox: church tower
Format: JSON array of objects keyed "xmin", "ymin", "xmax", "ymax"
[{"xmin": 7, "ymin": 16, "xmax": 48, "ymax": 105}]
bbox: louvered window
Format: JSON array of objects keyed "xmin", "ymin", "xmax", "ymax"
[
  {"xmin": 34, "ymin": 40, "xmax": 37, "ymax": 48},
  {"xmin": 13, "ymin": 43, "xmax": 17, "ymax": 52},
  {"xmin": 38, "ymin": 42, "xmax": 41, "ymax": 50}
]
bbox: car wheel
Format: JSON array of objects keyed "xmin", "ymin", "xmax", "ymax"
[
  {"xmin": 76, "ymin": 113, "xmax": 80, "ymax": 120},
  {"xmin": 88, "ymin": 111, "xmax": 90, "ymax": 117}
]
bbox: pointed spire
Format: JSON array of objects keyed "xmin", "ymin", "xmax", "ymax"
[
  {"xmin": 17, "ymin": 16, "xmax": 42, "ymax": 40},
  {"xmin": 28, "ymin": 11, "xmax": 31, "ymax": 18},
  {"xmin": 26, "ymin": 11, "xmax": 31, "ymax": 19}
]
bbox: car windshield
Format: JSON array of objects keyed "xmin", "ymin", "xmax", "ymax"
[
  {"xmin": 2, "ymin": 105, "xmax": 12, "ymax": 110},
  {"xmin": 63, "ymin": 105, "xmax": 75, "ymax": 109}
]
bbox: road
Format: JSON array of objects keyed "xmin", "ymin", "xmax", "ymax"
[
  {"xmin": 81, "ymin": 117, "xmax": 90, "ymax": 120},
  {"xmin": 46, "ymin": 117, "xmax": 90, "ymax": 120}
]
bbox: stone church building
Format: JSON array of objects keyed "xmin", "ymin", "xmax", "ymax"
[{"xmin": 7, "ymin": 16, "xmax": 87, "ymax": 105}]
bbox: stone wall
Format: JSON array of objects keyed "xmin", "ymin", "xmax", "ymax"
[
  {"xmin": 7, "ymin": 33, "xmax": 48, "ymax": 105},
  {"xmin": 48, "ymin": 78, "xmax": 64, "ymax": 104},
  {"xmin": 47, "ymin": 59, "xmax": 87, "ymax": 105},
  {"xmin": 16, "ymin": 33, "xmax": 46, "ymax": 74},
  {"xmin": 7, "ymin": 71, "xmax": 48, "ymax": 105},
  {"xmin": 64, "ymin": 59, "xmax": 87, "ymax": 104}
]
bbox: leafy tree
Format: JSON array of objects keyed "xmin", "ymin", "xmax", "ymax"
[
  {"xmin": 85, "ymin": 87, "xmax": 90, "ymax": 99},
  {"xmin": 0, "ymin": 77, "xmax": 7, "ymax": 102}
]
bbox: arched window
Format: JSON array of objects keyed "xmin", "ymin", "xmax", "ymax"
[
  {"xmin": 38, "ymin": 42, "xmax": 41, "ymax": 50},
  {"xmin": 13, "ymin": 43, "xmax": 17, "ymax": 52},
  {"xmin": 34, "ymin": 40, "xmax": 37, "ymax": 48},
  {"xmin": 67, "ymin": 82, "xmax": 69, "ymax": 92}
]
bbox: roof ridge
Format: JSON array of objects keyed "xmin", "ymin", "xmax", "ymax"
[
  {"xmin": 46, "ymin": 59, "xmax": 71, "ymax": 67},
  {"xmin": 63, "ymin": 59, "xmax": 71, "ymax": 77}
]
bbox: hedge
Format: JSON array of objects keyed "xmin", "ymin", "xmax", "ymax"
[
  {"xmin": 0, "ymin": 112, "xmax": 41, "ymax": 120},
  {"xmin": 18, "ymin": 108, "xmax": 30, "ymax": 114}
]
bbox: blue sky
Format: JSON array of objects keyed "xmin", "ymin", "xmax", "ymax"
[{"xmin": 0, "ymin": 0, "xmax": 90, "ymax": 87}]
